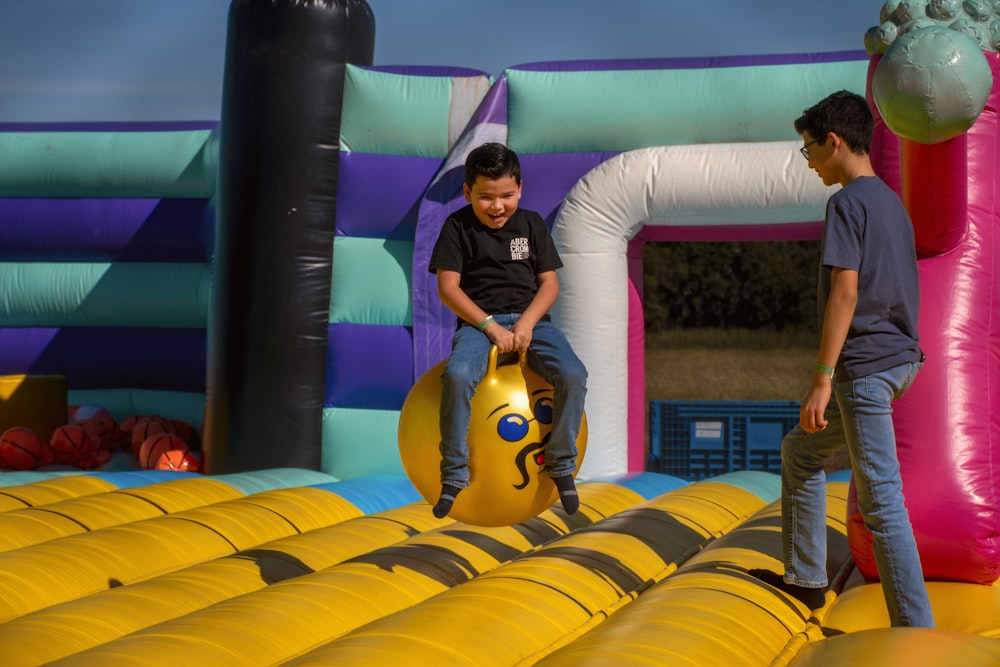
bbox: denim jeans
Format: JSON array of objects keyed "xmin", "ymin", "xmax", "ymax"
[
  {"xmin": 780, "ymin": 359, "xmax": 934, "ymax": 627},
  {"xmin": 438, "ymin": 314, "xmax": 587, "ymax": 488}
]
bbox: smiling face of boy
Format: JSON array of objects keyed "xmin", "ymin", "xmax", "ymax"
[{"xmin": 463, "ymin": 174, "xmax": 522, "ymax": 229}]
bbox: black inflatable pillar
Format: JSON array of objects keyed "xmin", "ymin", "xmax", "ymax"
[{"xmin": 204, "ymin": 0, "xmax": 375, "ymax": 473}]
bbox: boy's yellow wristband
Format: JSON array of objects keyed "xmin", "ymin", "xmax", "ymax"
[
  {"xmin": 477, "ymin": 315, "xmax": 496, "ymax": 331},
  {"xmin": 815, "ymin": 363, "xmax": 835, "ymax": 378}
]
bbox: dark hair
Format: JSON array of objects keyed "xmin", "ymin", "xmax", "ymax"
[
  {"xmin": 464, "ymin": 142, "xmax": 521, "ymax": 188},
  {"xmin": 794, "ymin": 90, "xmax": 873, "ymax": 155}
]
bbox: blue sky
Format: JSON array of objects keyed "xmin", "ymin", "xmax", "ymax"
[{"xmin": 0, "ymin": 0, "xmax": 884, "ymax": 122}]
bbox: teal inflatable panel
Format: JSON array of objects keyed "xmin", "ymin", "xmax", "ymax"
[
  {"xmin": 506, "ymin": 60, "xmax": 870, "ymax": 153},
  {"xmin": 0, "ymin": 262, "xmax": 209, "ymax": 327},
  {"xmin": 68, "ymin": 388, "xmax": 206, "ymax": 427},
  {"xmin": 0, "ymin": 130, "xmax": 217, "ymax": 198},
  {"xmin": 340, "ymin": 65, "xmax": 488, "ymax": 157},
  {"xmin": 708, "ymin": 470, "xmax": 781, "ymax": 502},
  {"xmin": 329, "ymin": 237, "xmax": 413, "ymax": 326},
  {"xmin": 322, "ymin": 406, "xmax": 406, "ymax": 479},
  {"xmin": 212, "ymin": 468, "xmax": 339, "ymax": 495}
]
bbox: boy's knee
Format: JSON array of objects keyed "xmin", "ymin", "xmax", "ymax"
[
  {"xmin": 547, "ymin": 352, "xmax": 586, "ymax": 382},
  {"xmin": 780, "ymin": 430, "xmax": 805, "ymax": 462},
  {"xmin": 441, "ymin": 361, "xmax": 481, "ymax": 388},
  {"xmin": 562, "ymin": 361, "xmax": 588, "ymax": 388}
]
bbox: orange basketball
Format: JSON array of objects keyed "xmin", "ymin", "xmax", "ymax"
[
  {"xmin": 0, "ymin": 427, "xmax": 53, "ymax": 470},
  {"xmin": 49, "ymin": 424, "xmax": 100, "ymax": 466},
  {"xmin": 139, "ymin": 433, "xmax": 188, "ymax": 470},
  {"xmin": 79, "ymin": 414, "xmax": 117, "ymax": 451},
  {"xmin": 169, "ymin": 419, "xmax": 200, "ymax": 448},
  {"xmin": 129, "ymin": 417, "xmax": 172, "ymax": 456},
  {"xmin": 156, "ymin": 448, "xmax": 200, "ymax": 471},
  {"xmin": 106, "ymin": 424, "xmax": 131, "ymax": 452},
  {"xmin": 76, "ymin": 449, "xmax": 112, "ymax": 470},
  {"xmin": 119, "ymin": 414, "xmax": 141, "ymax": 436}
]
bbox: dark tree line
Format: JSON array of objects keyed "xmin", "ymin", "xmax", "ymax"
[{"xmin": 643, "ymin": 240, "xmax": 820, "ymax": 331}]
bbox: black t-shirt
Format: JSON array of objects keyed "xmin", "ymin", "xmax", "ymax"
[{"xmin": 428, "ymin": 205, "xmax": 563, "ymax": 314}]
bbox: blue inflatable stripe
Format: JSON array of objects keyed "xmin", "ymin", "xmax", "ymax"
[
  {"xmin": 0, "ymin": 198, "xmax": 210, "ymax": 262},
  {"xmin": 312, "ymin": 475, "xmax": 421, "ymax": 514},
  {"xmin": 325, "ymin": 323, "xmax": 413, "ymax": 410},
  {"xmin": 82, "ymin": 469, "xmax": 201, "ymax": 488},
  {"xmin": 0, "ymin": 122, "xmax": 219, "ymax": 132},
  {"xmin": 608, "ymin": 472, "xmax": 691, "ymax": 499},
  {"xmin": 0, "ymin": 327, "xmax": 205, "ymax": 392},
  {"xmin": 335, "ymin": 152, "xmax": 441, "ymax": 241}
]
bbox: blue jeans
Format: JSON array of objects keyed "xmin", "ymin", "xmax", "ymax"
[
  {"xmin": 780, "ymin": 359, "xmax": 934, "ymax": 627},
  {"xmin": 438, "ymin": 314, "xmax": 587, "ymax": 488}
]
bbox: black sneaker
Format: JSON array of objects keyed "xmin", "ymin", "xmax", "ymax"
[{"xmin": 748, "ymin": 568, "xmax": 825, "ymax": 609}]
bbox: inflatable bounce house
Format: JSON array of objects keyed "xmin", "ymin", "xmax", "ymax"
[{"xmin": 0, "ymin": 1, "xmax": 997, "ymax": 664}]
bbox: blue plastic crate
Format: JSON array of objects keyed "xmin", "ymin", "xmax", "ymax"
[{"xmin": 648, "ymin": 400, "xmax": 800, "ymax": 480}]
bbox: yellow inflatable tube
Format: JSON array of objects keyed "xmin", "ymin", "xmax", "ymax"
[{"xmin": 0, "ymin": 468, "xmax": 992, "ymax": 666}]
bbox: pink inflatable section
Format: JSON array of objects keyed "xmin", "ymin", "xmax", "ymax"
[{"xmin": 849, "ymin": 53, "xmax": 1000, "ymax": 586}]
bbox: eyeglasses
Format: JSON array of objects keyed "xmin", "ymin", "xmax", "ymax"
[{"xmin": 800, "ymin": 138, "xmax": 820, "ymax": 160}]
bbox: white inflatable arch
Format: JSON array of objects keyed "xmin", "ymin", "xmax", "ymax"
[{"xmin": 552, "ymin": 141, "xmax": 837, "ymax": 480}]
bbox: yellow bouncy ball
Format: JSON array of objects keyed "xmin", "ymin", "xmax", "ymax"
[{"xmin": 399, "ymin": 345, "xmax": 586, "ymax": 526}]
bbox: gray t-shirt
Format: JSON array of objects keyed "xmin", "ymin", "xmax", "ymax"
[{"xmin": 819, "ymin": 176, "xmax": 922, "ymax": 379}]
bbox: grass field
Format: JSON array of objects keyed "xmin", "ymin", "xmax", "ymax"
[{"xmin": 645, "ymin": 327, "xmax": 816, "ymax": 401}]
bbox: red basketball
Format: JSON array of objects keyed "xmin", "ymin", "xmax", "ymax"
[
  {"xmin": 139, "ymin": 433, "xmax": 188, "ymax": 470},
  {"xmin": 79, "ymin": 414, "xmax": 117, "ymax": 451},
  {"xmin": 106, "ymin": 424, "xmax": 131, "ymax": 452},
  {"xmin": 76, "ymin": 449, "xmax": 112, "ymax": 471},
  {"xmin": 49, "ymin": 424, "xmax": 100, "ymax": 466},
  {"xmin": 155, "ymin": 448, "xmax": 200, "ymax": 472},
  {"xmin": 0, "ymin": 428, "xmax": 53, "ymax": 470},
  {"xmin": 169, "ymin": 419, "xmax": 200, "ymax": 448},
  {"xmin": 119, "ymin": 414, "xmax": 141, "ymax": 436},
  {"xmin": 129, "ymin": 417, "xmax": 172, "ymax": 456}
]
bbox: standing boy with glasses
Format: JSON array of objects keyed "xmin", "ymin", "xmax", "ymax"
[{"xmin": 750, "ymin": 90, "xmax": 934, "ymax": 627}]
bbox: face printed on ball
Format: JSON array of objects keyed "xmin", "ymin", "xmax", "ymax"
[
  {"xmin": 487, "ymin": 389, "xmax": 554, "ymax": 489},
  {"xmin": 397, "ymin": 348, "xmax": 585, "ymax": 526}
]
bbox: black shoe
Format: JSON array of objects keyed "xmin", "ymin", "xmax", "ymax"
[
  {"xmin": 748, "ymin": 568, "xmax": 825, "ymax": 609},
  {"xmin": 432, "ymin": 484, "xmax": 462, "ymax": 518},
  {"xmin": 552, "ymin": 475, "xmax": 579, "ymax": 515}
]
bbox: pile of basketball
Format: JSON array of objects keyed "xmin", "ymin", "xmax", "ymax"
[{"xmin": 0, "ymin": 406, "xmax": 201, "ymax": 472}]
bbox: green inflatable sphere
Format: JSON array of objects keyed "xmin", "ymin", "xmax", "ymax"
[{"xmin": 872, "ymin": 25, "xmax": 993, "ymax": 144}]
